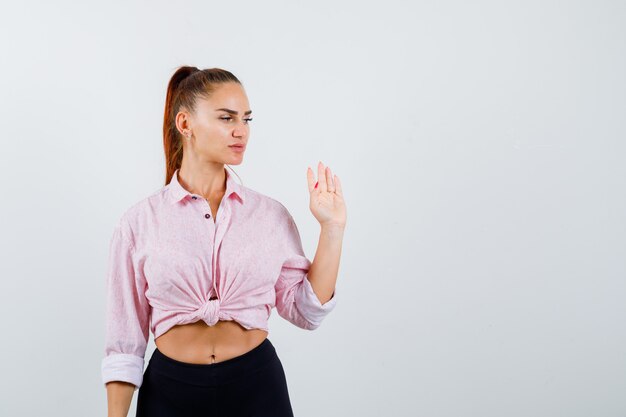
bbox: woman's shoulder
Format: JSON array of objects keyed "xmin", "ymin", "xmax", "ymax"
[
  {"xmin": 114, "ymin": 185, "xmax": 167, "ymax": 228},
  {"xmin": 241, "ymin": 185, "xmax": 293, "ymax": 219}
]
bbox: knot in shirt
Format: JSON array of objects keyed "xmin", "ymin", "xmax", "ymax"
[{"xmin": 193, "ymin": 298, "xmax": 220, "ymax": 326}]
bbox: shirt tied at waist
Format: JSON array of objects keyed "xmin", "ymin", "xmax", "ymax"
[{"xmin": 178, "ymin": 297, "xmax": 221, "ymax": 327}]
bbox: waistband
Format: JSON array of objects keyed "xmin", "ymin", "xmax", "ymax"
[{"xmin": 147, "ymin": 338, "xmax": 277, "ymax": 386}]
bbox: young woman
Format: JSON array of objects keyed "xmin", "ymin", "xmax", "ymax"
[{"xmin": 101, "ymin": 66, "xmax": 346, "ymax": 417}]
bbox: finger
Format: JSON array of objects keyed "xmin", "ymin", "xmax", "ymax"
[
  {"xmin": 317, "ymin": 161, "xmax": 327, "ymax": 192},
  {"xmin": 326, "ymin": 166, "xmax": 335, "ymax": 192},
  {"xmin": 306, "ymin": 167, "xmax": 316, "ymax": 193},
  {"xmin": 334, "ymin": 174, "xmax": 343, "ymax": 197}
]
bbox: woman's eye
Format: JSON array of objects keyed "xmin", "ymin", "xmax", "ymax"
[{"xmin": 220, "ymin": 116, "xmax": 253, "ymax": 123}]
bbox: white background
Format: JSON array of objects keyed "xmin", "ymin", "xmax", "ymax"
[{"xmin": 0, "ymin": 1, "xmax": 624, "ymax": 416}]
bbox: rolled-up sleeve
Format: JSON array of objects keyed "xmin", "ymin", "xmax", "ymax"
[
  {"xmin": 274, "ymin": 210, "xmax": 337, "ymax": 330},
  {"xmin": 101, "ymin": 218, "xmax": 150, "ymax": 390}
]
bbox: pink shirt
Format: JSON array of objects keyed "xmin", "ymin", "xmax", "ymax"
[{"xmin": 101, "ymin": 168, "xmax": 337, "ymax": 389}]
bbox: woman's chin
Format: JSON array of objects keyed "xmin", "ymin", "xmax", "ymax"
[{"xmin": 227, "ymin": 156, "xmax": 244, "ymax": 165}]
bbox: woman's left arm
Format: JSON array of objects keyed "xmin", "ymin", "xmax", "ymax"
[
  {"xmin": 306, "ymin": 161, "xmax": 347, "ymax": 305},
  {"xmin": 307, "ymin": 225, "xmax": 344, "ymax": 304}
]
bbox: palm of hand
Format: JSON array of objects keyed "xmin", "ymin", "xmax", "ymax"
[{"xmin": 306, "ymin": 161, "xmax": 347, "ymax": 228}]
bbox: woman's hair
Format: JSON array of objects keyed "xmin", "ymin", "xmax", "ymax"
[{"xmin": 163, "ymin": 65, "xmax": 242, "ymax": 185}]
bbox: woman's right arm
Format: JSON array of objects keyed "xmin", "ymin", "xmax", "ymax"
[
  {"xmin": 106, "ymin": 381, "xmax": 135, "ymax": 417},
  {"xmin": 101, "ymin": 217, "xmax": 150, "ymax": 416}
]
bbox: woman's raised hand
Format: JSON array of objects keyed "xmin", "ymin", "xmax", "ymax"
[{"xmin": 306, "ymin": 161, "xmax": 347, "ymax": 229}]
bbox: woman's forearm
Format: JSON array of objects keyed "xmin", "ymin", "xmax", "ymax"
[
  {"xmin": 106, "ymin": 381, "xmax": 135, "ymax": 417},
  {"xmin": 307, "ymin": 224, "xmax": 344, "ymax": 304}
]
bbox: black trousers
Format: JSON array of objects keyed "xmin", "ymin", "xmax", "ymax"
[{"xmin": 136, "ymin": 338, "xmax": 294, "ymax": 417}]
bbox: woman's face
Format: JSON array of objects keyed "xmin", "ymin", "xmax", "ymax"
[{"xmin": 179, "ymin": 82, "xmax": 252, "ymax": 165}]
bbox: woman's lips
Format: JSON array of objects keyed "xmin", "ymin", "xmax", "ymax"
[{"xmin": 229, "ymin": 145, "xmax": 245, "ymax": 153}]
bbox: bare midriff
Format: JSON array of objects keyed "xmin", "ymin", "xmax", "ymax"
[{"xmin": 154, "ymin": 320, "xmax": 269, "ymax": 364}]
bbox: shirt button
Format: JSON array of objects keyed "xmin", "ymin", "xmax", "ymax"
[{"xmin": 205, "ymin": 213, "xmax": 211, "ymax": 219}]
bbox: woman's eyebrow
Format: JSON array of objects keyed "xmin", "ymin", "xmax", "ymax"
[{"xmin": 215, "ymin": 108, "xmax": 252, "ymax": 115}]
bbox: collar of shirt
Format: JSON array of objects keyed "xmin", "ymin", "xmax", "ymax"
[{"xmin": 166, "ymin": 168, "xmax": 246, "ymax": 205}]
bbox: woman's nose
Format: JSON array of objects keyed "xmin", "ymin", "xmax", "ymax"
[{"xmin": 233, "ymin": 124, "xmax": 247, "ymax": 136}]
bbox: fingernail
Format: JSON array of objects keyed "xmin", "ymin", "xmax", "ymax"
[{"xmin": 314, "ymin": 181, "xmax": 318, "ymax": 189}]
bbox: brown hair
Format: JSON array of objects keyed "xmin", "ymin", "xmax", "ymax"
[{"xmin": 162, "ymin": 65, "xmax": 242, "ymax": 185}]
